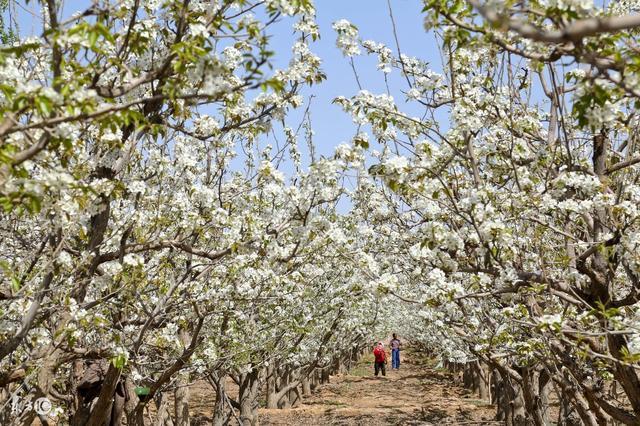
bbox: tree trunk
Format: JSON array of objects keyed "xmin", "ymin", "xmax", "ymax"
[
  {"xmin": 537, "ymin": 369, "xmax": 551, "ymax": 426},
  {"xmin": 446, "ymin": 361, "xmax": 464, "ymax": 385},
  {"xmin": 332, "ymin": 357, "xmax": 341, "ymax": 375},
  {"xmin": 477, "ymin": 361, "xmax": 491, "ymax": 401},
  {"xmin": 210, "ymin": 372, "xmax": 229, "ymax": 426},
  {"xmin": 520, "ymin": 367, "xmax": 549, "ymax": 426},
  {"xmin": 174, "ymin": 376, "xmax": 189, "ymax": 426},
  {"xmin": 265, "ymin": 365, "xmax": 278, "ymax": 409},
  {"xmin": 153, "ymin": 393, "xmax": 174, "ymax": 426},
  {"xmin": 238, "ymin": 369, "xmax": 260, "ymax": 426},
  {"xmin": 71, "ymin": 360, "xmax": 109, "ymax": 426},
  {"xmin": 321, "ymin": 368, "xmax": 330, "ymax": 384},
  {"xmin": 110, "ymin": 381, "xmax": 126, "ymax": 425},
  {"xmin": 70, "ymin": 360, "xmax": 87, "ymax": 425},
  {"xmin": 288, "ymin": 385, "xmax": 302, "ymax": 407},
  {"xmin": 278, "ymin": 372, "xmax": 291, "ymax": 409},
  {"xmin": 608, "ymin": 334, "xmax": 640, "ymax": 420},
  {"xmin": 301, "ymin": 377, "xmax": 311, "ymax": 397},
  {"xmin": 558, "ymin": 393, "xmax": 581, "ymax": 426},
  {"xmin": 85, "ymin": 363, "xmax": 122, "ymax": 426},
  {"xmin": 174, "ymin": 328, "xmax": 190, "ymax": 426},
  {"xmin": 124, "ymin": 377, "xmax": 139, "ymax": 426},
  {"xmin": 463, "ymin": 362, "xmax": 474, "ymax": 391},
  {"xmin": 492, "ymin": 368, "xmax": 526, "ymax": 426}
]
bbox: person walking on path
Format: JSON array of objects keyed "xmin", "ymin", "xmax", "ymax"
[
  {"xmin": 390, "ymin": 334, "xmax": 402, "ymax": 370},
  {"xmin": 373, "ymin": 342, "xmax": 387, "ymax": 376}
]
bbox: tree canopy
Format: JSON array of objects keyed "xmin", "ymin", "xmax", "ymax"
[{"xmin": 1, "ymin": 0, "xmax": 640, "ymax": 424}]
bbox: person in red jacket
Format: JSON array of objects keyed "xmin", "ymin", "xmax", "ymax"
[{"xmin": 373, "ymin": 342, "xmax": 387, "ymax": 376}]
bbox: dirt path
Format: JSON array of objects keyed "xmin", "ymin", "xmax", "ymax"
[{"xmin": 259, "ymin": 349, "xmax": 496, "ymax": 425}]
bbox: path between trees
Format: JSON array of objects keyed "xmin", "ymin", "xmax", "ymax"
[{"xmin": 258, "ymin": 349, "xmax": 496, "ymax": 425}]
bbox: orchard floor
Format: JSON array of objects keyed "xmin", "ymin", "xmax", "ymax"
[{"xmin": 257, "ymin": 351, "xmax": 496, "ymax": 426}]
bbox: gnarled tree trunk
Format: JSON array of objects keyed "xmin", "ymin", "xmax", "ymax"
[
  {"xmin": 238, "ymin": 369, "xmax": 260, "ymax": 426},
  {"xmin": 154, "ymin": 393, "xmax": 174, "ymax": 426},
  {"xmin": 492, "ymin": 368, "xmax": 526, "ymax": 426},
  {"xmin": 174, "ymin": 328, "xmax": 191, "ymax": 426},
  {"xmin": 209, "ymin": 372, "xmax": 230, "ymax": 426}
]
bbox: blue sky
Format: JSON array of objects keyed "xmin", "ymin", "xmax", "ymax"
[{"xmin": 266, "ymin": 0, "xmax": 441, "ymax": 159}]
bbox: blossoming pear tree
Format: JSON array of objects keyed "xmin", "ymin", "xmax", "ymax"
[
  {"xmin": 0, "ymin": 0, "xmax": 386, "ymax": 424},
  {"xmin": 333, "ymin": 0, "xmax": 640, "ymax": 423}
]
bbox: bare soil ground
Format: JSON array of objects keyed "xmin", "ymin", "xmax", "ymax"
[
  {"xmin": 68, "ymin": 348, "xmax": 495, "ymax": 425},
  {"xmin": 258, "ymin": 350, "xmax": 496, "ymax": 426}
]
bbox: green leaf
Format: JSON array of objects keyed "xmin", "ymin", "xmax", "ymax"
[
  {"xmin": 35, "ymin": 96, "xmax": 53, "ymax": 116},
  {"xmin": 111, "ymin": 353, "xmax": 127, "ymax": 369},
  {"xmin": 11, "ymin": 276, "xmax": 20, "ymax": 292},
  {"xmin": 26, "ymin": 195, "xmax": 41, "ymax": 214}
]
